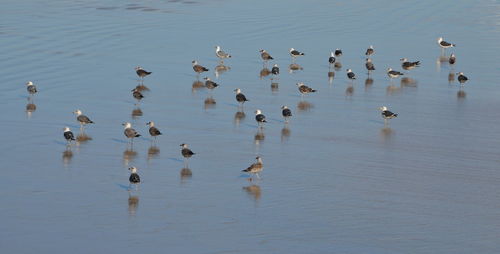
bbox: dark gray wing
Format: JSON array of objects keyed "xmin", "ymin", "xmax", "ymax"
[
  {"xmin": 77, "ymin": 115, "xmax": 94, "ymax": 124},
  {"xmin": 129, "ymin": 173, "xmax": 141, "ymax": 183},
  {"xmin": 149, "ymin": 127, "xmax": 162, "ymax": 136},
  {"xmin": 255, "ymin": 114, "xmax": 266, "ymax": 123}
]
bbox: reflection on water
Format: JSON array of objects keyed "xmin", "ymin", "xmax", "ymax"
[
  {"xmin": 147, "ymin": 145, "xmax": 160, "ymax": 161},
  {"xmin": 62, "ymin": 148, "xmax": 73, "ymax": 168},
  {"xmin": 128, "ymin": 194, "xmax": 139, "ymax": 216},
  {"xmin": 233, "ymin": 110, "xmax": 245, "ymax": 126},
  {"xmin": 76, "ymin": 133, "xmax": 92, "ymax": 144},
  {"xmin": 436, "ymin": 55, "xmax": 449, "ymax": 71},
  {"xmin": 270, "ymin": 82, "xmax": 279, "ymax": 94},
  {"xmin": 448, "ymin": 72, "xmax": 455, "ymax": 84},
  {"xmin": 131, "ymin": 107, "xmax": 143, "ymax": 119},
  {"xmin": 386, "ymin": 85, "xmax": 400, "ymax": 95},
  {"xmin": 135, "ymin": 84, "xmax": 150, "ymax": 92},
  {"xmin": 180, "ymin": 167, "xmax": 192, "ymax": 181},
  {"xmin": 242, "ymin": 184, "xmax": 261, "ymax": 202},
  {"xmin": 345, "ymin": 85, "xmax": 354, "ymax": 97},
  {"xmin": 123, "ymin": 148, "xmax": 138, "ymax": 166},
  {"xmin": 401, "ymin": 77, "xmax": 418, "ymax": 87},
  {"xmin": 191, "ymin": 80, "xmax": 204, "ymax": 93},
  {"xmin": 25, "ymin": 102, "xmax": 36, "ymax": 118},
  {"xmin": 254, "ymin": 129, "xmax": 265, "ymax": 145},
  {"xmin": 334, "ymin": 61, "xmax": 342, "ymax": 71},
  {"xmin": 328, "ymin": 71, "xmax": 335, "ymax": 84},
  {"xmin": 297, "ymin": 100, "xmax": 313, "ymax": 112},
  {"xmin": 380, "ymin": 127, "xmax": 394, "ymax": 142},
  {"xmin": 259, "ymin": 67, "xmax": 270, "ymax": 79},
  {"xmin": 457, "ymin": 89, "xmax": 466, "ymax": 99},
  {"xmin": 365, "ymin": 78, "xmax": 373, "ymax": 90},
  {"xmin": 281, "ymin": 125, "xmax": 291, "ymax": 143},
  {"xmin": 204, "ymin": 96, "xmax": 216, "ymax": 109},
  {"xmin": 215, "ymin": 64, "xmax": 230, "ymax": 78},
  {"xmin": 288, "ymin": 63, "xmax": 303, "ymax": 73}
]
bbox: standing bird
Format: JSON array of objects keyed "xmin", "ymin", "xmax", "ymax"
[
  {"xmin": 379, "ymin": 106, "xmax": 398, "ymax": 123},
  {"xmin": 346, "ymin": 69, "xmax": 356, "ymax": 81},
  {"xmin": 281, "ymin": 106, "xmax": 292, "ymax": 123},
  {"xmin": 297, "ymin": 82, "xmax": 316, "ymax": 97},
  {"xmin": 203, "ymin": 77, "xmax": 219, "ymax": 90},
  {"xmin": 234, "ymin": 88, "xmax": 248, "ymax": 106},
  {"xmin": 271, "ymin": 64, "xmax": 280, "ymax": 76},
  {"xmin": 457, "ymin": 72, "xmax": 468, "ymax": 85},
  {"xmin": 449, "ymin": 53, "xmax": 456, "ymax": 65},
  {"xmin": 63, "ymin": 127, "xmax": 75, "ymax": 143},
  {"xmin": 365, "ymin": 58, "xmax": 375, "ymax": 74},
  {"xmin": 128, "ymin": 166, "xmax": 141, "ymax": 190},
  {"xmin": 289, "ymin": 48, "xmax": 305, "ymax": 61},
  {"xmin": 73, "ymin": 110, "xmax": 94, "ymax": 129},
  {"xmin": 242, "ymin": 156, "xmax": 263, "ymax": 179},
  {"xmin": 334, "ymin": 48, "xmax": 343, "ymax": 57},
  {"xmin": 180, "ymin": 143, "xmax": 195, "ymax": 162},
  {"xmin": 437, "ymin": 37, "xmax": 456, "ymax": 49},
  {"xmin": 192, "ymin": 60, "xmax": 209, "ymax": 76},
  {"xmin": 259, "ymin": 49, "xmax": 273, "ymax": 63},
  {"xmin": 131, "ymin": 88, "xmax": 144, "ymax": 101},
  {"xmin": 400, "ymin": 58, "xmax": 420, "ymax": 70},
  {"xmin": 146, "ymin": 121, "xmax": 162, "ymax": 140},
  {"xmin": 365, "ymin": 45, "xmax": 375, "ymax": 56},
  {"xmin": 135, "ymin": 66, "xmax": 152, "ymax": 81},
  {"xmin": 215, "ymin": 45, "xmax": 231, "ymax": 61},
  {"xmin": 26, "ymin": 81, "xmax": 37, "ymax": 95},
  {"xmin": 123, "ymin": 122, "xmax": 141, "ymax": 143},
  {"xmin": 254, "ymin": 109, "xmax": 267, "ymax": 127},
  {"xmin": 328, "ymin": 52, "xmax": 336, "ymax": 64},
  {"xmin": 387, "ymin": 68, "xmax": 404, "ymax": 80}
]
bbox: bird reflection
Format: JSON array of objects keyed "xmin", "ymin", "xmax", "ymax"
[
  {"xmin": 259, "ymin": 67, "xmax": 271, "ymax": 79},
  {"xmin": 204, "ymin": 96, "xmax": 216, "ymax": 109},
  {"xmin": 328, "ymin": 71, "xmax": 335, "ymax": 84},
  {"xmin": 334, "ymin": 61, "xmax": 342, "ymax": 71},
  {"xmin": 380, "ymin": 127, "xmax": 394, "ymax": 142},
  {"xmin": 191, "ymin": 80, "xmax": 205, "ymax": 93},
  {"xmin": 243, "ymin": 184, "xmax": 261, "ymax": 202},
  {"xmin": 435, "ymin": 55, "xmax": 449, "ymax": 71},
  {"xmin": 215, "ymin": 64, "xmax": 231, "ymax": 78},
  {"xmin": 345, "ymin": 85, "xmax": 354, "ymax": 97},
  {"xmin": 128, "ymin": 194, "xmax": 139, "ymax": 216},
  {"xmin": 134, "ymin": 84, "xmax": 150, "ymax": 92},
  {"xmin": 131, "ymin": 107, "xmax": 143, "ymax": 119},
  {"xmin": 254, "ymin": 129, "xmax": 265, "ymax": 146},
  {"xmin": 76, "ymin": 133, "xmax": 92, "ymax": 144},
  {"xmin": 386, "ymin": 85, "xmax": 400, "ymax": 95},
  {"xmin": 147, "ymin": 145, "xmax": 160, "ymax": 161},
  {"xmin": 457, "ymin": 89, "xmax": 466, "ymax": 99},
  {"xmin": 288, "ymin": 63, "xmax": 303, "ymax": 73},
  {"xmin": 233, "ymin": 110, "xmax": 246, "ymax": 126},
  {"xmin": 281, "ymin": 125, "xmax": 291, "ymax": 142},
  {"xmin": 297, "ymin": 100, "xmax": 313, "ymax": 112},
  {"xmin": 25, "ymin": 101, "xmax": 37, "ymax": 118},
  {"xmin": 180, "ymin": 167, "xmax": 193, "ymax": 181},
  {"xmin": 365, "ymin": 78, "xmax": 373, "ymax": 90},
  {"xmin": 400, "ymin": 77, "xmax": 418, "ymax": 87},
  {"xmin": 270, "ymin": 82, "xmax": 279, "ymax": 94},
  {"xmin": 123, "ymin": 148, "xmax": 138, "ymax": 166},
  {"xmin": 448, "ymin": 72, "xmax": 455, "ymax": 84},
  {"xmin": 62, "ymin": 148, "xmax": 73, "ymax": 167}
]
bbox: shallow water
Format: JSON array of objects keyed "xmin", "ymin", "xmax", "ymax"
[{"xmin": 2, "ymin": 0, "xmax": 500, "ymax": 253}]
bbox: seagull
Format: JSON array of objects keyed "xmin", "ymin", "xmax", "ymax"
[
  {"xmin": 146, "ymin": 121, "xmax": 162, "ymax": 140},
  {"xmin": 192, "ymin": 60, "xmax": 209, "ymax": 75},
  {"xmin": 400, "ymin": 58, "xmax": 420, "ymax": 70},
  {"xmin": 346, "ymin": 69, "xmax": 356, "ymax": 80},
  {"xmin": 297, "ymin": 82, "xmax": 316, "ymax": 97},
  {"xmin": 255, "ymin": 109, "xmax": 267, "ymax": 127},
  {"xmin": 334, "ymin": 48, "xmax": 343, "ymax": 57},
  {"xmin": 135, "ymin": 66, "xmax": 152, "ymax": 81},
  {"xmin": 123, "ymin": 122, "xmax": 141, "ymax": 143},
  {"xmin": 271, "ymin": 64, "xmax": 279, "ymax": 76},
  {"xmin": 131, "ymin": 88, "xmax": 144, "ymax": 101},
  {"xmin": 63, "ymin": 127, "xmax": 75, "ymax": 143},
  {"xmin": 259, "ymin": 49, "xmax": 273, "ymax": 62},
  {"xmin": 281, "ymin": 106, "xmax": 292, "ymax": 123},
  {"xmin": 437, "ymin": 37, "xmax": 456, "ymax": 49},
  {"xmin": 449, "ymin": 53, "xmax": 456, "ymax": 65},
  {"xmin": 457, "ymin": 72, "xmax": 468, "ymax": 85},
  {"xmin": 234, "ymin": 88, "xmax": 248, "ymax": 106},
  {"xmin": 365, "ymin": 58, "xmax": 375, "ymax": 73},
  {"xmin": 26, "ymin": 81, "xmax": 37, "ymax": 95},
  {"xmin": 215, "ymin": 45, "xmax": 231, "ymax": 61},
  {"xmin": 289, "ymin": 48, "xmax": 305, "ymax": 61},
  {"xmin": 379, "ymin": 106, "xmax": 398, "ymax": 123},
  {"xmin": 328, "ymin": 52, "xmax": 336, "ymax": 64},
  {"xmin": 387, "ymin": 68, "xmax": 404, "ymax": 80},
  {"xmin": 365, "ymin": 45, "xmax": 374, "ymax": 56},
  {"xmin": 203, "ymin": 77, "xmax": 219, "ymax": 90},
  {"xmin": 242, "ymin": 156, "xmax": 263, "ymax": 179},
  {"xmin": 73, "ymin": 110, "xmax": 94, "ymax": 128},
  {"xmin": 128, "ymin": 166, "xmax": 141, "ymax": 190},
  {"xmin": 180, "ymin": 143, "xmax": 195, "ymax": 162}
]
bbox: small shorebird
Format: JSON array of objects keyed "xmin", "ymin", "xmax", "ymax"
[
  {"xmin": 289, "ymin": 48, "xmax": 305, "ymax": 62},
  {"xmin": 387, "ymin": 68, "xmax": 404, "ymax": 81},
  {"xmin": 26, "ymin": 81, "xmax": 37, "ymax": 95},
  {"xmin": 146, "ymin": 121, "xmax": 162, "ymax": 141},
  {"xmin": 215, "ymin": 45, "xmax": 231, "ymax": 62},
  {"xmin": 234, "ymin": 88, "xmax": 248, "ymax": 106},
  {"xmin": 281, "ymin": 106, "xmax": 292, "ymax": 123},
  {"xmin": 180, "ymin": 143, "xmax": 195, "ymax": 164},
  {"xmin": 192, "ymin": 60, "xmax": 209, "ymax": 76},
  {"xmin": 63, "ymin": 127, "xmax": 75, "ymax": 144},
  {"xmin": 259, "ymin": 49, "xmax": 273, "ymax": 64},
  {"xmin": 346, "ymin": 69, "xmax": 356, "ymax": 81},
  {"xmin": 242, "ymin": 156, "xmax": 263, "ymax": 180},
  {"xmin": 128, "ymin": 166, "xmax": 141, "ymax": 190},
  {"xmin": 123, "ymin": 122, "xmax": 141, "ymax": 144},
  {"xmin": 73, "ymin": 110, "xmax": 94, "ymax": 129},
  {"xmin": 456, "ymin": 72, "xmax": 468, "ymax": 85},
  {"xmin": 297, "ymin": 82, "xmax": 316, "ymax": 98},
  {"xmin": 400, "ymin": 58, "xmax": 420, "ymax": 70},
  {"xmin": 255, "ymin": 109, "xmax": 267, "ymax": 128},
  {"xmin": 437, "ymin": 37, "xmax": 456, "ymax": 49},
  {"xmin": 379, "ymin": 106, "xmax": 398, "ymax": 124},
  {"xmin": 135, "ymin": 66, "xmax": 152, "ymax": 82}
]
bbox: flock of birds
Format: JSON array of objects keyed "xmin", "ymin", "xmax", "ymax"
[{"xmin": 24, "ymin": 36, "xmax": 468, "ymax": 189}]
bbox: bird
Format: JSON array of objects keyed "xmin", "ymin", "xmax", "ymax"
[
  {"xmin": 334, "ymin": 48, "xmax": 342, "ymax": 57},
  {"xmin": 271, "ymin": 64, "xmax": 279, "ymax": 76},
  {"xmin": 255, "ymin": 109, "xmax": 267, "ymax": 127},
  {"xmin": 234, "ymin": 88, "xmax": 248, "ymax": 105},
  {"xmin": 128, "ymin": 166, "xmax": 141, "ymax": 190},
  {"xmin": 297, "ymin": 82, "xmax": 316, "ymax": 96},
  {"xmin": 242, "ymin": 156, "xmax": 263, "ymax": 179},
  {"xmin": 365, "ymin": 58, "xmax": 375, "ymax": 73},
  {"xmin": 192, "ymin": 60, "xmax": 209, "ymax": 75},
  {"xmin": 379, "ymin": 106, "xmax": 398, "ymax": 123},
  {"xmin": 365, "ymin": 45, "xmax": 374, "ymax": 56},
  {"xmin": 215, "ymin": 45, "xmax": 231, "ymax": 61},
  {"xmin": 457, "ymin": 72, "xmax": 468, "ymax": 85},
  {"xmin": 63, "ymin": 127, "xmax": 75, "ymax": 143},
  {"xmin": 437, "ymin": 37, "xmax": 456, "ymax": 49},
  {"xmin": 123, "ymin": 122, "xmax": 141, "ymax": 143},
  {"xmin": 328, "ymin": 52, "xmax": 336, "ymax": 64},
  {"xmin": 131, "ymin": 88, "xmax": 144, "ymax": 101},
  {"xmin": 400, "ymin": 58, "xmax": 420, "ymax": 70},
  {"xmin": 346, "ymin": 69, "xmax": 356, "ymax": 80},
  {"xmin": 146, "ymin": 121, "xmax": 162, "ymax": 140},
  {"xmin": 387, "ymin": 68, "xmax": 404, "ymax": 80},
  {"xmin": 180, "ymin": 143, "xmax": 195, "ymax": 161},
  {"xmin": 259, "ymin": 49, "xmax": 273, "ymax": 62},
  {"xmin": 203, "ymin": 77, "xmax": 219, "ymax": 90},
  {"xmin": 281, "ymin": 106, "xmax": 292, "ymax": 123},
  {"xmin": 25, "ymin": 81, "xmax": 37, "ymax": 95},
  {"xmin": 289, "ymin": 48, "xmax": 305, "ymax": 60},
  {"xmin": 449, "ymin": 53, "xmax": 456, "ymax": 65},
  {"xmin": 135, "ymin": 66, "xmax": 152, "ymax": 81},
  {"xmin": 73, "ymin": 110, "xmax": 94, "ymax": 128}
]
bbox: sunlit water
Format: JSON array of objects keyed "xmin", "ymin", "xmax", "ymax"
[{"xmin": 2, "ymin": 0, "xmax": 500, "ymax": 253}]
